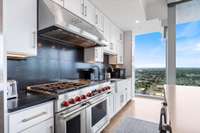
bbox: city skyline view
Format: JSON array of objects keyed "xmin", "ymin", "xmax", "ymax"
[{"xmin": 135, "ymin": 20, "xmax": 200, "ymax": 68}]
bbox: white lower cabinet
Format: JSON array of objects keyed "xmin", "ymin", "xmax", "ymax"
[
  {"xmin": 20, "ymin": 118, "xmax": 54, "ymax": 133},
  {"xmin": 113, "ymin": 78, "xmax": 132, "ymax": 116},
  {"xmin": 8, "ymin": 101, "xmax": 54, "ymax": 133}
]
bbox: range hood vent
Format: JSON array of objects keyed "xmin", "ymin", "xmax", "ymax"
[{"xmin": 38, "ymin": 0, "xmax": 105, "ymax": 48}]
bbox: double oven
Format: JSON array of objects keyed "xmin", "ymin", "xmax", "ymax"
[{"xmin": 56, "ymin": 92, "xmax": 110, "ymax": 133}]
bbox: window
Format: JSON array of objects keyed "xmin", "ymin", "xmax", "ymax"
[
  {"xmin": 135, "ymin": 32, "xmax": 165, "ymax": 97},
  {"xmin": 176, "ymin": 20, "xmax": 200, "ymax": 86}
]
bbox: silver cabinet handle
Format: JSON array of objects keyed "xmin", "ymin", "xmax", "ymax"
[
  {"xmin": 84, "ymin": 6, "xmax": 87, "ymax": 16},
  {"xmin": 21, "ymin": 112, "xmax": 47, "ymax": 123},
  {"xmin": 96, "ymin": 14, "xmax": 98, "ymax": 24},
  {"xmin": 81, "ymin": 3, "xmax": 84, "ymax": 15},
  {"xmin": 33, "ymin": 31, "xmax": 36, "ymax": 48}
]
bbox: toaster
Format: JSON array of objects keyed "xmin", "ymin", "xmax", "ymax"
[{"xmin": 7, "ymin": 80, "xmax": 18, "ymax": 99}]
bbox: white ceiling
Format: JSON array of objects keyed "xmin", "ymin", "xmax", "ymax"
[
  {"xmin": 91, "ymin": 0, "xmax": 200, "ymax": 35},
  {"xmin": 90, "ymin": 0, "xmax": 167, "ymax": 35},
  {"xmin": 90, "ymin": 0, "xmax": 146, "ymax": 31}
]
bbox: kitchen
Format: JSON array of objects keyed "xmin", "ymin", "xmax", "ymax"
[
  {"xmin": 1, "ymin": 0, "xmax": 133, "ymax": 133},
  {"xmin": 1, "ymin": 0, "xmax": 196, "ymax": 133}
]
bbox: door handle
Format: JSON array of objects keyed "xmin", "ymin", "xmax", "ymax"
[
  {"xmin": 84, "ymin": 6, "xmax": 87, "ymax": 16},
  {"xmin": 81, "ymin": 3, "xmax": 84, "ymax": 15},
  {"xmin": 96, "ymin": 14, "xmax": 98, "ymax": 24},
  {"xmin": 21, "ymin": 112, "xmax": 47, "ymax": 123}
]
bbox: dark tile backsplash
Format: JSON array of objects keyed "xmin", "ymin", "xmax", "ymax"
[{"xmin": 7, "ymin": 37, "xmax": 104, "ymax": 90}]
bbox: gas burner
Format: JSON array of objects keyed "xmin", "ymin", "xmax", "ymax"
[{"xmin": 27, "ymin": 80, "xmax": 91, "ymax": 94}]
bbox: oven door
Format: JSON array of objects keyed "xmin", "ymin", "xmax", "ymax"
[
  {"xmin": 56, "ymin": 104, "xmax": 87, "ymax": 133},
  {"xmin": 86, "ymin": 94, "xmax": 109, "ymax": 133}
]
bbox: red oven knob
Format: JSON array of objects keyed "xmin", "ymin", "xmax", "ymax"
[
  {"xmin": 86, "ymin": 92, "xmax": 92, "ymax": 97},
  {"xmin": 98, "ymin": 89, "xmax": 102, "ymax": 93},
  {"xmin": 92, "ymin": 92, "xmax": 95, "ymax": 96},
  {"xmin": 63, "ymin": 101, "xmax": 70, "ymax": 107},
  {"xmin": 106, "ymin": 86, "xmax": 110, "ymax": 90},
  {"xmin": 81, "ymin": 95, "xmax": 87, "ymax": 99},
  {"xmin": 108, "ymin": 86, "xmax": 111, "ymax": 90},
  {"xmin": 102, "ymin": 87, "xmax": 106, "ymax": 91},
  {"xmin": 75, "ymin": 96, "xmax": 81, "ymax": 102},
  {"xmin": 68, "ymin": 98, "xmax": 76, "ymax": 104}
]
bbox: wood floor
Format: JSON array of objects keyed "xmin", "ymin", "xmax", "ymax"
[{"xmin": 102, "ymin": 97, "xmax": 162, "ymax": 133}]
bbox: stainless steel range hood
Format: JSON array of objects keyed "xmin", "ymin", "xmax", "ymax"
[{"xmin": 38, "ymin": 0, "xmax": 105, "ymax": 48}]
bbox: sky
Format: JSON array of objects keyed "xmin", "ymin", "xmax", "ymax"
[{"xmin": 135, "ymin": 20, "xmax": 200, "ymax": 68}]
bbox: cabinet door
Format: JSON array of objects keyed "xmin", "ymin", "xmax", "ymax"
[
  {"xmin": 95, "ymin": 9, "xmax": 104, "ymax": 32},
  {"xmin": 94, "ymin": 47, "xmax": 103, "ymax": 62},
  {"xmin": 110, "ymin": 25, "xmax": 118, "ymax": 54},
  {"xmin": 99, "ymin": 47, "xmax": 104, "ymax": 62},
  {"xmin": 108, "ymin": 93, "xmax": 114, "ymax": 118},
  {"xmin": 20, "ymin": 118, "xmax": 54, "ymax": 133},
  {"xmin": 117, "ymin": 41, "xmax": 124, "ymax": 64},
  {"xmin": 83, "ymin": 0, "xmax": 96, "ymax": 25},
  {"xmin": 94, "ymin": 48, "xmax": 99, "ymax": 62},
  {"xmin": 64, "ymin": 0, "xmax": 82, "ymax": 17},
  {"xmin": 5, "ymin": 0, "xmax": 37, "ymax": 57},
  {"xmin": 114, "ymin": 93, "xmax": 120, "ymax": 113},
  {"xmin": 103, "ymin": 17, "xmax": 111, "ymax": 42},
  {"xmin": 52, "ymin": 0, "xmax": 64, "ymax": 6}
]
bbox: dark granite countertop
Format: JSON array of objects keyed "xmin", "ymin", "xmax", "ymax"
[
  {"xmin": 7, "ymin": 91, "xmax": 56, "ymax": 113},
  {"xmin": 7, "ymin": 79, "xmax": 128, "ymax": 113}
]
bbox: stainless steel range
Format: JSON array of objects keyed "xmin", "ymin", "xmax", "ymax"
[{"xmin": 27, "ymin": 80, "xmax": 111, "ymax": 133}]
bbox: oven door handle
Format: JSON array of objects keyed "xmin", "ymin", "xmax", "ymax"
[
  {"xmin": 59, "ymin": 103, "xmax": 88, "ymax": 119},
  {"xmin": 88, "ymin": 95, "xmax": 107, "ymax": 105}
]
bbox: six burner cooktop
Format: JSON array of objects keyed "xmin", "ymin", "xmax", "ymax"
[{"xmin": 27, "ymin": 80, "xmax": 90, "ymax": 94}]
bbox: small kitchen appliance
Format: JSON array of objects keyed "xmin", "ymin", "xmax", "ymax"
[
  {"xmin": 7, "ymin": 80, "xmax": 18, "ymax": 99},
  {"xmin": 112, "ymin": 68, "xmax": 126, "ymax": 79}
]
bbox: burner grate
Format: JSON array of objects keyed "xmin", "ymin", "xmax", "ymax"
[{"xmin": 27, "ymin": 81, "xmax": 90, "ymax": 94}]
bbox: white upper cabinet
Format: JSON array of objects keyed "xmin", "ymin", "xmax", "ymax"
[
  {"xmin": 52, "ymin": 0, "xmax": 64, "ymax": 6},
  {"xmin": 84, "ymin": 47, "xmax": 104, "ymax": 63},
  {"xmin": 82, "ymin": 0, "xmax": 96, "ymax": 25},
  {"xmin": 95, "ymin": 9, "xmax": 104, "ymax": 33},
  {"xmin": 109, "ymin": 30, "xmax": 124, "ymax": 65},
  {"xmin": 64, "ymin": 0, "xmax": 96, "ymax": 25},
  {"xmin": 5, "ymin": 0, "xmax": 37, "ymax": 57},
  {"xmin": 110, "ymin": 25, "xmax": 118, "ymax": 54},
  {"xmin": 103, "ymin": 17, "xmax": 111, "ymax": 42},
  {"xmin": 64, "ymin": 0, "xmax": 82, "ymax": 17}
]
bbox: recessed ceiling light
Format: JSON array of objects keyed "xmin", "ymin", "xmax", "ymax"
[{"xmin": 136, "ymin": 20, "xmax": 140, "ymax": 24}]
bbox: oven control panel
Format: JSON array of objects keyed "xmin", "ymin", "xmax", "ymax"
[
  {"xmin": 61, "ymin": 86, "xmax": 111, "ymax": 106},
  {"xmin": 56, "ymin": 82, "xmax": 111, "ymax": 112}
]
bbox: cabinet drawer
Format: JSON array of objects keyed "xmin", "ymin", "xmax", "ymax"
[
  {"xmin": 9, "ymin": 102, "xmax": 53, "ymax": 133},
  {"xmin": 20, "ymin": 118, "xmax": 54, "ymax": 133},
  {"xmin": 116, "ymin": 80, "xmax": 127, "ymax": 93}
]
